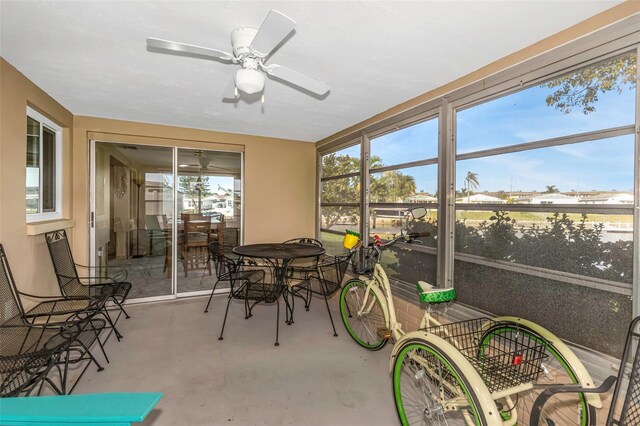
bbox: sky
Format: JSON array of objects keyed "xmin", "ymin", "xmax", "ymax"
[{"xmin": 332, "ymin": 59, "xmax": 636, "ymax": 195}]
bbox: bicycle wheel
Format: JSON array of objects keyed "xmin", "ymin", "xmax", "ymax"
[
  {"xmin": 339, "ymin": 279, "xmax": 388, "ymax": 350},
  {"xmin": 393, "ymin": 338, "xmax": 489, "ymax": 426},
  {"xmin": 478, "ymin": 323, "xmax": 596, "ymax": 426}
]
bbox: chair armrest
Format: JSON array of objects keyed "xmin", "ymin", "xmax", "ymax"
[
  {"xmin": 75, "ymin": 264, "xmax": 129, "ymax": 282},
  {"xmin": 55, "ymin": 273, "xmax": 117, "ymax": 286},
  {"xmin": 23, "ymin": 308, "xmax": 91, "ymax": 323},
  {"xmin": 530, "ymin": 375, "xmax": 617, "ymax": 425},
  {"xmin": 17, "ymin": 292, "xmax": 96, "ymax": 304},
  {"xmin": 76, "ymin": 275, "xmax": 118, "ymax": 285}
]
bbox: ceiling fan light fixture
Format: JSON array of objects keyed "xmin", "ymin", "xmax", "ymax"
[{"xmin": 235, "ymin": 68, "xmax": 265, "ymax": 95}]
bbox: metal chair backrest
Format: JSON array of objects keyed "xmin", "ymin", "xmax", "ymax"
[
  {"xmin": 283, "ymin": 238, "xmax": 323, "ymax": 247},
  {"xmin": 0, "ymin": 244, "xmax": 28, "ymax": 325},
  {"xmin": 44, "ymin": 230, "xmax": 85, "ymax": 298},
  {"xmin": 608, "ymin": 316, "xmax": 640, "ymax": 425},
  {"xmin": 318, "ymin": 253, "xmax": 352, "ymax": 290}
]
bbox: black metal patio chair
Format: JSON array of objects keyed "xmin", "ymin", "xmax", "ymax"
[
  {"xmin": 44, "ymin": 229, "xmax": 132, "ymax": 322},
  {"xmin": 0, "ymin": 244, "xmax": 107, "ymax": 395},
  {"xmin": 204, "ymin": 243, "xmax": 262, "ymax": 313},
  {"xmin": 0, "ymin": 324, "xmax": 71, "ymax": 397},
  {"xmin": 290, "ymin": 252, "xmax": 352, "ymax": 337},
  {"xmin": 283, "ymin": 238, "xmax": 323, "ymax": 280},
  {"xmin": 215, "ymin": 255, "xmax": 285, "ymax": 346},
  {"xmin": 531, "ymin": 315, "xmax": 640, "ymax": 425}
]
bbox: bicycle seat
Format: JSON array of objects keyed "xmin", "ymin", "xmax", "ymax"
[{"xmin": 416, "ymin": 281, "xmax": 457, "ymax": 304}]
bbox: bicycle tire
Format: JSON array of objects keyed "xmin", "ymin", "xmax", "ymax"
[
  {"xmin": 392, "ymin": 338, "xmax": 494, "ymax": 426},
  {"xmin": 339, "ymin": 279, "xmax": 388, "ymax": 351},
  {"xmin": 478, "ymin": 323, "xmax": 596, "ymax": 426}
]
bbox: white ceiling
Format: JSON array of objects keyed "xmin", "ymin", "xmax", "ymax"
[{"xmin": 0, "ymin": 1, "xmax": 622, "ymax": 142}]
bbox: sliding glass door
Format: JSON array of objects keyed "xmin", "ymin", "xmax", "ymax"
[
  {"xmin": 176, "ymin": 148, "xmax": 242, "ymax": 295},
  {"xmin": 90, "ymin": 141, "xmax": 242, "ymax": 302}
]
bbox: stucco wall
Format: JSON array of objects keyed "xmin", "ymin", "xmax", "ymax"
[{"xmin": 0, "ymin": 59, "xmax": 74, "ymax": 299}]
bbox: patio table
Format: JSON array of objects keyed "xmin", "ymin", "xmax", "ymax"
[{"xmin": 233, "ymin": 243, "xmax": 326, "ymax": 324}]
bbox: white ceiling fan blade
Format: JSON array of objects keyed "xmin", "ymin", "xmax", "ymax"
[
  {"xmin": 249, "ymin": 10, "xmax": 295, "ymax": 57},
  {"xmin": 265, "ymin": 64, "xmax": 329, "ymax": 95},
  {"xmin": 147, "ymin": 38, "xmax": 233, "ymax": 61}
]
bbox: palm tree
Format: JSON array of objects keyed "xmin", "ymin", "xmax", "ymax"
[
  {"xmin": 544, "ymin": 185, "xmax": 560, "ymax": 194},
  {"xmin": 465, "ymin": 171, "xmax": 479, "ymax": 202}
]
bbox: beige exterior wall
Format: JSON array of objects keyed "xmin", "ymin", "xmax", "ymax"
[
  {"xmin": 317, "ymin": 1, "xmax": 640, "ymax": 148},
  {"xmin": 71, "ymin": 116, "xmax": 317, "ymax": 265},
  {"xmin": 0, "ymin": 59, "xmax": 74, "ymax": 298}
]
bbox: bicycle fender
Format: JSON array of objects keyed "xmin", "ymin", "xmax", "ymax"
[
  {"xmin": 389, "ymin": 331, "xmax": 503, "ymax": 426},
  {"xmin": 492, "ymin": 316, "xmax": 602, "ymax": 410},
  {"xmin": 367, "ymin": 284, "xmax": 391, "ymax": 329}
]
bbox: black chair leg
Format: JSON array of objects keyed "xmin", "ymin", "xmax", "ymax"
[
  {"xmin": 102, "ymin": 309, "xmax": 123, "ymax": 341},
  {"xmin": 218, "ymin": 295, "xmax": 233, "ymax": 341},
  {"xmin": 322, "ymin": 282, "xmax": 338, "ymax": 337},
  {"xmin": 89, "ymin": 320, "xmax": 110, "ymax": 364},
  {"xmin": 285, "ymin": 290, "xmax": 295, "ymax": 325},
  {"xmin": 275, "ymin": 299, "xmax": 280, "ymax": 347},
  {"xmin": 204, "ymin": 277, "xmax": 222, "ymax": 313},
  {"xmin": 113, "ymin": 297, "xmax": 130, "ymax": 319},
  {"xmin": 81, "ymin": 342, "xmax": 105, "ymax": 372},
  {"xmin": 305, "ymin": 287, "xmax": 312, "ymax": 311}
]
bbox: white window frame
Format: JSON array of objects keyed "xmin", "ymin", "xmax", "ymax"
[{"xmin": 26, "ymin": 107, "xmax": 63, "ymax": 222}]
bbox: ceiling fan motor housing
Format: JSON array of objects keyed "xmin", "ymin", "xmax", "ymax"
[{"xmin": 231, "ymin": 27, "xmax": 261, "ymax": 57}]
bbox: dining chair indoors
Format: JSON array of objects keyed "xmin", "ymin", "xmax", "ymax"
[{"xmin": 181, "ymin": 214, "xmax": 213, "ymax": 277}]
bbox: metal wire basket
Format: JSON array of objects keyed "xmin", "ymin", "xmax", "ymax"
[
  {"xmin": 351, "ymin": 246, "xmax": 380, "ymax": 275},
  {"xmin": 425, "ymin": 318, "xmax": 549, "ymax": 393}
]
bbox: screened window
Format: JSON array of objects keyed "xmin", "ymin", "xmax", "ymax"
[
  {"xmin": 369, "ymin": 117, "xmax": 439, "ymax": 285},
  {"xmin": 319, "ymin": 143, "xmax": 361, "ymax": 254},
  {"xmin": 370, "ymin": 119, "xmax": 438, "ymax": 166},
  {"xmin": 26, "ymin": 108, "xmax": 62, "ymax": 220},
  {"xmin": 457, "ymin": 53, "xmax": 636, "ymax": 154},
  {"xmin": 453, "ymin": 51, "xmax": 637, "ymax": 356}
]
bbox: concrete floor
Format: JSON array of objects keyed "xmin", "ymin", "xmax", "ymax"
[{"xmin": 74, "ymin": 295, "xmax": 399, "ymax": 425}]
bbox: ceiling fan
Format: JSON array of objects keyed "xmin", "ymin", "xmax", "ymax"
[
  {"xmin": 147, "ymin": 10, "xmax": 329, "ymax": 100},
  {"xmin": 176, "ymin": 150, "xmax": 239, "ymax": 176}
]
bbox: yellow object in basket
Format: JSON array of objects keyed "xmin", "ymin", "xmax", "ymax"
[{"xmin": 343, "ymin": 230, "xmax": 360, "ymax": 249}]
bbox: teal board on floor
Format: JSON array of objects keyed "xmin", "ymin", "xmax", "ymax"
[{"xmin": 0, "ymin": 392, "xmax": 162, "ymax": 425}]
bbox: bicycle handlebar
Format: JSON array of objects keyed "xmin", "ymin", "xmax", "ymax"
[
  {"xmin": 408, "ymin": 231, "xmax": 430, "ymax": 238},
  {"xmin": 351, "ymin": 208, "xmax": 431, "ymax": 274}
]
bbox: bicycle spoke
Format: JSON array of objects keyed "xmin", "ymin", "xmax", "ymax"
[
  {"xmin": 396, "ymin": 344, "xmax": 478, "ymax": 426},
  {"xmin": 340, "ymin": 281, "xmax": 387, "ymax": 349}
]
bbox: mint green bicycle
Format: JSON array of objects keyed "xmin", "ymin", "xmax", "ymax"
[{"xmin": 338, "ymin": 207, "xmax": 600, "ymax": 426}]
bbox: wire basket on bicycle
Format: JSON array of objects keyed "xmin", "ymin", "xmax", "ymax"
[
  {"xmin": 351, "ymin": 246, "xmax": 380, "ymax": 275},
  {"xmin": 426, "ymin": 318, "xmax": 549, "ymax": 393}
]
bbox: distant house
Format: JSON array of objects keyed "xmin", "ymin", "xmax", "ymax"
[
  {"xmin": 456, "ymin": 194, "xmax": 506, "ymax": 204},
  {"xmin": 578, "ymin": 193, "xmax": 634, "ymax": 205},
  {"xmin": 405, "ymin": 193, "xmax": 437, "ymax": 203},
  {"xmin": 527, "ymin": 193, "xmax": 579, "ymax": 204}
]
